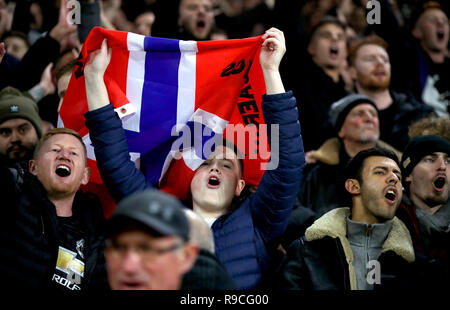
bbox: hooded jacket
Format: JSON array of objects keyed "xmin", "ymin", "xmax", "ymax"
[{"xmin": 277, "ymin": 208, "xmax": 417, "ymax": 290}]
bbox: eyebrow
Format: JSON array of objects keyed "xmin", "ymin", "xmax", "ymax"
[{"xmin": 373, "ymin": 166, "xmax": 401, "ymax": 175}]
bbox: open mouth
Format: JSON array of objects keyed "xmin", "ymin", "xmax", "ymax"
[
  {"xmin": 196, "ymin": 20, "xmax": 205, "ymax": 29},
  {"xmin": 55, "ymin": 165, "xmax": 71, "ymax": 177},
  {"xmin": 384, "ymin": 189, "xmax": 397, "ymax": 203},
  {"xmin": 437, "ymin": 32, "xmax": 444, "ymax": 40},
  {"xmin": 433, "ymin": 177, "xmax": 446, "ymax": 191},
  {"xmin": 207, "ymin": 175, "xmax": 221, "ymax": 188},
  {"xmin": 120, "ymin": 281, "xmax": 144, "ymax": 290},
  {"xmin": 330, "ymin": 47, "xmax": 339, "ymax": 56}
]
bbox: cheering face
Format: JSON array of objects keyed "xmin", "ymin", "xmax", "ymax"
[
  {"xmin": 308, "ymin": 23, "xmax": 347, "ymax": 70},
  {"xmin": 351, "ymin": 44, "xmax": 391, "ymax": 91},
  {"xmin": 178, "ymin": 0, "xmax": 215, "ymax": 40},
  {"xmin": 338, "ymin": 103, "xmax": 380, "ymax": 144},
  {"xmin": 190, "ymin": 146, "xmax": 245, "ymax": 216},
  {"xmin": 29, "ymin": 133, "xmax": 89, "ymax": 198},
  {"xmin": 0, "ymin": 118, "xmax": 39, "ymax": 163},
  {"xmin": 406, "ymin": 152, "xmax": 450, "ymax": 209},
  {"xmin": 413, "ymin": 9, "xmax": 449, "ymax": 54},
  {"xmin": 348, "ymin": 156, "xmax": 403, "ymax": 224},
  {"xmin": 105, "ymin": 230, "xmax": 192, "ymax": 290}
]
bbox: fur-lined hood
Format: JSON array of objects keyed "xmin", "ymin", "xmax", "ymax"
[
  {"xmin": 308, "ymin": 137, "xmax": 402, "ymax": 166},
  {"xmin": 305, "ymin": 207, "xmax": 415, "ymax": 289}
]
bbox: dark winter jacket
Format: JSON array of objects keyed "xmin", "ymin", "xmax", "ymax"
[
  {"xmin": 0, "ymin": 163, "xmax": 108, "ymax": 291},
  {"xmin": 85, "ymin": 91, "xmax": 305, "ymax": 289},
  {"xmin": 277, "ymin": 208, "xmax": 417, "ymax": 290},
  {"xmin": 378, "ymin": 91, "xmax": 435, "ymax": 151},
  {"xmin": 292, "ymin": 60, "xmax": 348, "ymax": 152},
  {"xmin": 396, "ymin": 197, "xmax": 450, "ymax": 288},
  {"xmin": 181, "ymin": 249, "xmax": 237, "ymax": 290}
]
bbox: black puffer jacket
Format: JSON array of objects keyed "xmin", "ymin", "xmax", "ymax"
[
  {"xmin": 0, "ymin": 163, "xmax": 108, "ymax": 290},
  {"xmin": 276, "ymin": 208, "xmax": 418, "ymax": 290}
]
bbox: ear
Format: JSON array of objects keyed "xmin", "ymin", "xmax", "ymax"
[
  {"xmin": 412, "ymin": 26, "xmax": 422, "ymax": 40},
  {"xmin": 235, "ymin": 179, "xmax": 246, "ymax": 196},
  {"xmin": 405, "ymin": 175, "xmax": 412, "ymax": 183},
  {"xmin": 81, "ymin": 166, "xmax": 91, "ymax": 185},
  {"xmin": 348, "ymin": 66, "xmax": 357, "ymax": 80},
  {"xmin": 345, "ymin": 179, "xmax": 361, "ymax": 195},
  {"xmin": 179, "ymin": 242, "xmax": 199, "ymax": 274},
  {"xmin": 29, "ymin": 159, "xmax": 38, "ymax": 176},
  {"xmin": 307, "ymin": 42, "xmax": 315, "ymax": 56}
]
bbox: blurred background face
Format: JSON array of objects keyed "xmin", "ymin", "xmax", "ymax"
[
  {"xmin": 134, "ymin": 11, "xmax": 155, "ymax": 36},
  {"xmin": 4, "ymin": 36, "xmax": 29, "ymax": 60},
  {"xmin": 406, "ymin": 152, "xmax": 450, "ymax": 208},
  {"xmin": 308, "ymin": 23, "xmax": 347, "ymax": 70},
  {"xmin": 352, "ymin": 44, "xmax": 391, "ymax": 91},
  {"xmin": 338, "ymin": 103, "xmax": 380, "ymax": 144},
  {"xmin": 105, "ymin": 230, "xmax": 188, "ymax": 290},
  {"xmin": 414, "ymin": 8, "xmax": 449, "ymax": 53},
  {"xmin": 0, "ymin": 118, "xmax": 38, "ymax": 163},
  {"xmin": 178, "ymin": 0, "xmax": 215, "ymax": 40}
]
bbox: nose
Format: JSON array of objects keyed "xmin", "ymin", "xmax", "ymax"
[
  {"xmin": 387, "ymin": 172, "xmax": 400, "ymax": 185},
  {"xmin": 209, "ymin": 160, "xmax": 221, "ymax": 172},
  {"xmin": 436, "ymin": 157, "xmax": 448, "ymax": 171},
  {"xmin": 120, "ymin": 251, "xmax": 141, "ymax": 273},
  {"xmin": 9, "ymin": 129, "xmax": 20, "ymax": 143}
]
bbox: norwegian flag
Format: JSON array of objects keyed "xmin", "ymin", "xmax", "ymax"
[{"xmin": 59, "ymin": 27, "xmax": 269, "ymax": 218}]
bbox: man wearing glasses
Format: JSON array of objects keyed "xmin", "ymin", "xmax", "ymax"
[{"xmin": 104, "ymin": 189, "xmax": 199, "ymax": 290}]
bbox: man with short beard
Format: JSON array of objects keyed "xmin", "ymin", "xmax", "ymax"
[
  {"xmin": 297, "ymin": 94, "xmax": 400, "ymax": 217},
  {"xmin": 0, "ymin": 86, "xmax": 42, "ymax": 168},
  {"xmin": 348, "ymin": 34, "xmax": 435, "ymax": 151},
  {"xmin": 279, "ymin": 147, "xmax": 419, "ymax": 290},
  {"xmin": 397, "ymin": 135, "xmax": 450, "ymax": 288}
]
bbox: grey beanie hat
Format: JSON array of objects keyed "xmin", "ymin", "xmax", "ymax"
[
  {"xmin": 0, "ymin": 87, "xmax": 43, "ymax": 138},
  {"xmin": 329, "ymin": 94, "xmax": 379, "ymax": 131}
]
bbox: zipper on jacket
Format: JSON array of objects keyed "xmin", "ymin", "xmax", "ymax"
[{"xmin": 40, "ymin": 214, "xmax": 45, "ymax": 236}]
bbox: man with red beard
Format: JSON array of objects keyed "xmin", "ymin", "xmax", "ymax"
[
  {"xmin": 0, "ymin": 87, "xmax": 42, "ymax": 169},
  {"xmin": 397, "ymin": 135, "xmax": 450, "ymax": 288},
  {"xmin": 348, "ymin": 34, "xmax": 435, "ymax": 151},
  {"xmin": 278, "ymin": 147, "xmax": 419, "ymax": 290}
]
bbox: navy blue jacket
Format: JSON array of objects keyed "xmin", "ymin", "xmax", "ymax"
[{"xmin": 85, "ymin": 91, "xmax": 305, "ymax": 289}]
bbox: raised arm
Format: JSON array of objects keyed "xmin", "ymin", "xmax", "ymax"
[
  {"xmin": 84, "ymin": 38, "xmax": 111, "ymax": 112},
  {"xmin": 83, "ymin": 38, "xmax": 148, "ymax": 201},
  {"xmin": 250, "ymin": 28, "xmax": 305, "ymax": 243},
  {"xmin": 260, "ymin": 28, "xmax": 286, "ymax": 95}
]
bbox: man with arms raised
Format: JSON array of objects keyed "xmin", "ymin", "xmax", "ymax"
[{"xmin": 84, "ymin": 28, "xmax": 304, "ymax": 289}]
